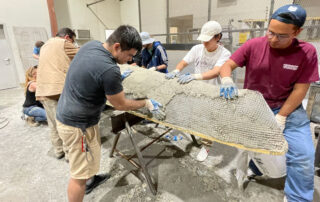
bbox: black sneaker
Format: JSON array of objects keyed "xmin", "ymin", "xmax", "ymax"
[
  {"xmin": 56, "ymin": 153, "xmax": 65, "ymax": 160},
  {"xmin": 85, "ymin": 174, "xmax": 111, "ymax": 195}
]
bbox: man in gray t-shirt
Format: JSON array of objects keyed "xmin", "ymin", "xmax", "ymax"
[{"xmin": 56, "ymin": 25, "xmax": 164, "ymax": 201}]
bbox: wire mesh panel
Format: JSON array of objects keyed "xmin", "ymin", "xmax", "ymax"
[{"xmin": 120, "ymin": 64, "xmax": 288, "ymax": 155}]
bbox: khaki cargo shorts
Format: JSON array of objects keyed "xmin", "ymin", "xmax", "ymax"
[{"xmin": 56, "ymin": 120, "xmax": 101, "ymax": 179}]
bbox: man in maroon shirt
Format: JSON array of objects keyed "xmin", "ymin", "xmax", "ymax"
[{"xmin": 220, "ymin": 4, "xmax": 318, "ymax": 202}]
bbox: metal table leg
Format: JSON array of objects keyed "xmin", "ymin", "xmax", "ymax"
[
  {"xmin": 125, "ymin": 121, "xmax": 157, "ymax": 195},
  {"xmin": 190, "ymin": 134, "xmax": 201, "ymax": 147},
  {"xmin": 110, "ymin": 132, "xmax": 121, "ymax": 158}
]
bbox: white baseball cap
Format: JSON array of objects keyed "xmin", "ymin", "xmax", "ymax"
[
  {"xmin": 140, "ymin": 32, "xmax": 155, "ymax": 45},
  {"xmin": 197, "ymin": 21, "xmax": 222, "ymax": 42}
]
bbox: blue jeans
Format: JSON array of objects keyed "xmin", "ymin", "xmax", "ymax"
[
  {"xmin": 274, "ymin": 105, "xmax": 315, "ymax": 202},
  {"xmin": 23, "ymin": 106, "xmax": 47, "ymax": 122}
]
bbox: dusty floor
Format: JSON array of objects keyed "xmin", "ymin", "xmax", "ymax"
[{"xmin": 0, "ymin": 87, "xmax": 319, "ymax": 202}]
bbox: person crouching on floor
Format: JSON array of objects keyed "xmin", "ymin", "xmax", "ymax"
[{"xmin": 22, "ymin": 65, "xmax": 47, "ymax": 126}]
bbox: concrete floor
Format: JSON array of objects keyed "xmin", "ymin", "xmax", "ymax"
[{"xmin": 0, "ymin": 87, "xmax": 319, "ymax": 202}]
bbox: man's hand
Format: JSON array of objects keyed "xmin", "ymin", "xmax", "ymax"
[
  {"xmin": 121, "ymin": 69, "xmax": 133, "ymax": 80},
  {"xmin": 148, "ymin": 66, "xmax": 157, "ymax": 71},
  {"xmin": 165, "ymin": 69, "xmax": 180, "ymax": 79},
  {"xmin": 145, "ymin": 99, "xmax": 166, "ymax": 120},
  {"xmin": 220, "ymin": 77, "xmax": 238, "ymax": 99},
  {"xmin": 177, "ymin": 73, "xmax": 202, "ymax": 84},
  {"xmin": 275, "ymin": 114, "xmax": 287, "ymax": 132}
]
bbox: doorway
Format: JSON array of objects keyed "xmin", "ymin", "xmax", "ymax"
[{"xmin": 0, "ymin": 24, "xmax": 18, "ymax": 90}]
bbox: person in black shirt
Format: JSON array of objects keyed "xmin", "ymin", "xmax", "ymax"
[
  {"xmin": 56, "ymin": 25, "xmax": 164, "ymax": 202},
  {"xmin": 22, "ymin": 65, "xmax": 47, "ymax": 126}
]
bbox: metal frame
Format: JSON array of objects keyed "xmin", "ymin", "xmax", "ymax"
[
  {"xmin": 109, "ymin": 112, "xmax": 201, "ymax": 195},
  {"xmin": 109, "ymin": 112, "xmax": 171, "ymax": 195}
]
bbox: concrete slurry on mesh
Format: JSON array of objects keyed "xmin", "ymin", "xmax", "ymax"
[{"xmin": 120, "ymin": 64, "xmax": 288, "ymax": 155}]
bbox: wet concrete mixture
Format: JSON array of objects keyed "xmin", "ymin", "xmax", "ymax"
[{"xmin": 0, "ymin": 87, "xmax": 319, "ymax": 202}]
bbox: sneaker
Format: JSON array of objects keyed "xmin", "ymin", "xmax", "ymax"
[
  {"xmin": 196, "ymin": 146, "xmax": 209, "ymax": 162},
  {"xmin": 85, "ymin": 174, "xmax": 111, "ymax": 194},
  {"xmin": 55, "ymin": 152, "xmax": 65, "ymax": 159},
  {"xmin": 26, "ymin": 117, "xmax": 40, "ymax": 127}
]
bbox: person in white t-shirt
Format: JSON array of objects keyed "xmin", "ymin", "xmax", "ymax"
[
  {"xmin": 165, "ymin": 21, "xmax": 231, "ymax": 85},
  {"xmin": 166, "ymin": 21, "xmax": 231, "ymax": 161}
]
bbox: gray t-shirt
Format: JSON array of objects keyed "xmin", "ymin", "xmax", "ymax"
[{"xmin": 56, "ymin": 40, "xmax": 123, "ymax": 129}]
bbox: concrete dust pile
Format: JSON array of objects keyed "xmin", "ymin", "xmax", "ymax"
[{"xmin": 120, "ymin": 65, "xmax": 288, "ymax": 155}]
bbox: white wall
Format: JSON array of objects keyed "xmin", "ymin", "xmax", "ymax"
[
  {"xmin": 55, "ymin": 0, "xmax": 121, "ymax": 43},
  {"xmin": 140, "ymin": 0, "xmax": 167, "ymax": 42},
  {"xmin": 0, "ymin": 0, "xmax": 51, "ymax": 84},
  {"xmin": 120, "ymin": 0, "xmax": 140, "ymax": 31},
  {"xmin": 54, "ymin": 0, "xmax": 72, "ymax": 29},
  {"xmin": 300, "ymin": 0, "xmax": 320, "ymax": 17},
  {"xmin": 170, "ymin": 0, "xmax": 208, "ymax": 31}
]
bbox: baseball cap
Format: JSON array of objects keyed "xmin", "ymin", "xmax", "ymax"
[
  {"xmin": 140, "ymin": 32, "xmax": 155, "ymax": 45},
  {"xmin": 197, "ymin": 21, "xmax": 222, "ymax": 42},
  {"xmin": 271, "ymin": 4, "xmax": 306, "ymax": 28}
]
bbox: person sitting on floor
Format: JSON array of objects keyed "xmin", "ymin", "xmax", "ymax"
[{"xmin": 22, "ymin": 65, "xmax": 47, "ymax": 126}]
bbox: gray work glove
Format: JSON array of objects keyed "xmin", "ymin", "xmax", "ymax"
[
  {"xmin": 165, "ymin": 69, "xmax": 180, "ymax": 79},
  {"xmin": 275, "ymin": 114, "xmax": 286, "ymax": 133},
  {"xmin": 220, "ymin": 77, "xmax": 238, "ymax": 99},
  {"xmin": 177, "ymin": 73, "xmax": 203, "ymax": 84},
  {"xmin": 145, "ymin": 99, "xmax": 166, "ymax": 120},
  {"xmin": 148, "ymin": 66, "xmax": 157, "ymax": 71}
]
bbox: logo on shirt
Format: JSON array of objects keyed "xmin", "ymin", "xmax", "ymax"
[{"xmin": 283, "ymin": 64, "xmax": 298, "ymax": 71}]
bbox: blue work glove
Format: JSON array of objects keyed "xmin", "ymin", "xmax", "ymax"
[
  {"xmin": 165, "ymin": 69, "xmax": 180, "ymax": 79},
  {"xmin": 178, "ymin": 73, "xmax": 202, "ymax": 84},
  {"xmin": 145, "ymin": 99, "xmax": 166, "ymax": 120},
  {"xmin": 121, "ymin": 69, "xmax": 133, "ymax": 80},
  {"xmin": 220, "ymin": 77, "xmax": 238, "ymax": 99}
]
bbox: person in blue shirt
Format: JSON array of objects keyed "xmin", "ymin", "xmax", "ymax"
[
  {"xmin": 32, "ymin": 41, "xmax": 44, "ymax": 59},
  {"xmin": 140, "ymin": 32, "xmax": 168, "ymax": 73}
]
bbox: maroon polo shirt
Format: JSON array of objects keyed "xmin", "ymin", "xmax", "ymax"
[{"xmin": 231, "ymin": 36, "xmax": 319, "ymax": 109}]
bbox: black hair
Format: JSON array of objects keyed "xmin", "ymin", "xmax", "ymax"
[
  {"xmin": 107, "ymin": 25, "xmax": 142, "ymax": 51},
  {"xmin": 56, "ymin": 27, "xmax": 76, "ymax": 39},
  {"xmin": 278, "ymin": 13, "xmax": 301, "ymax": 29},
  {"xmin": 214, "ymin": 33, "xmax": 223, "ymax": 42},
  {"xmin": 35, "ymin": 41, "xmax": 44, "ymax": 48}
]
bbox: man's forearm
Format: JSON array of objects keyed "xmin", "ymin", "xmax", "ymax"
[
  {"xmin": 201, "ymin": 66, "xmax": 221, "ymax": 80},
  {"xmin": 220, "ymin": 59, "xmax": 238, "ymax": 78},
  {"xmin": 278, "ymin": 84, "xmax": 310, "ymax": 116},
  {"xmin": 175, "ymin": 60, "xmax": 188, "ymax": 72},
  {"xmin": 220, "ymin": 64, "xmax": 232, "ymax": 78},
  {"xmin": 156, "ymin": 64, "xmax": 167, "ymax": 70},
  {"xmin": 115, "ymin": 99, "xmax": 146, "ymax": 111}
]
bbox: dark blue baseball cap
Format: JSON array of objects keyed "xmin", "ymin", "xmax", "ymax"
[{"xmin": 271, "ymin": 4, "xmax": 306, "ymax": 27}]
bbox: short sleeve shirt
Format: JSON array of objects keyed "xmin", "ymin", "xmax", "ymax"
[
  {"xmin": 33, "ymin": 47, "xmax": 40, "ymax": 55},
  {"xmin": 230, "ymin": 36, "xmax": 319, "ymax": 108},
  {"xmin": 183, "ymin": 44, "xmax": 231, "ymax": 85},
  {"xmin": 141, "ymin": 41, "xmax": 168, "ymax": 73},
  {"xmin": 56, "ymin": 40, "xmax": 123, "ymax": 129}
]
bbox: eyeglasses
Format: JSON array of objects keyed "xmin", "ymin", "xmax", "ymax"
[{"xmin": 266, "ymin": 30, "xmax": 292, "ymax": 41}]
